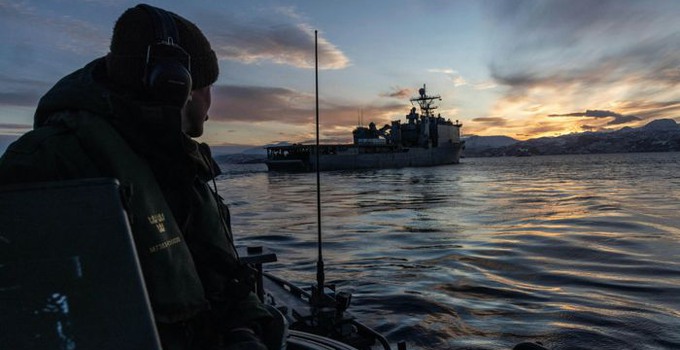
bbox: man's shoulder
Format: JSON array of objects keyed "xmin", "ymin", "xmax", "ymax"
[
  {"xmin": 0, "ymin": 126, "xmax": 64, "ymax": 184},
  {"xmin": 0, "ymin": 112, "xmax": 107, "ymax": 184},
  {"xmin": 3, "ymin": 124, "xmax": 73, "ymax": 156},
  {"xmin": 6, "ymin": 111, "xmax": 113, "ymax": 156}
]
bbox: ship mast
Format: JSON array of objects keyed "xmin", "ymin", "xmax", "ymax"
[{"xmin": 410, "ymin": 84, "xmax": 441, "ymax": 117}]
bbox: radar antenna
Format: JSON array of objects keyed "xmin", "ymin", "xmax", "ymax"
[{"xmin": 410, "ymin": 84, "xmax": 442, "ymax": 117}]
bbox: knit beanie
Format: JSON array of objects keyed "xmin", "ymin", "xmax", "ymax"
[{"xmin": 107, "ymin": 4, "xmax": 219, "ymax": 91}]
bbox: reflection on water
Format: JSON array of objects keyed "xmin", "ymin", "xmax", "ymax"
[{"xmin": 217, "ymin": 152, "xmax": 680, "ymax": 350}]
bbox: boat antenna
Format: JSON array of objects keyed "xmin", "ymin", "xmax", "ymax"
[{"xmin": 314, "ymin": 30, "xmax": 325, "ymax": 304}]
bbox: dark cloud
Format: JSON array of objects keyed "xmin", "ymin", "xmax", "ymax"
[
  {"xmin": 210, "ymin": 84, "xmax": 406, "ymax": 134},
  {"xmin": 381, "ymin": 87, "xmax": 413, "ymax": 99},
  {"xmin": 470, "ymin": 119, "xmax": 565, "ymax": 139},
  {"xmin": 0, "ymin": 74, "xmax": 50, "ymax": 88},
  {"xmin": 211, "ymin": 85, "xmax": 313, "ymax": 124},
  {"xmin": 550, "ymin": 110, "xmax": 619, "ymax": 118},
  {"xmin": 619, "ymin": 100, "xmax": 680, "ymax": 111},
  {"xmin": 490, "ymin": 68, "xmax": 569, "ymax": 90},
  {"xmin": 610, "ymin": 33, "xmax": 680, "ymax": 87},
  {"xmin": 0, "ymin": 123, "xmax": 31, "ymax": 130},
  {"xmin": 549, "ymin": 109, "xmax": 640, "ymax": 126},
  {"xmin": 546, "ymin": 100, "xmax": 680, "ymax": 126},
  {"xmin": 618, "ymin": 100, "xmax": 680, "ymax": 121},
  {"xmin": 0, "ymin": 91, "xmax": 41, "ymax": 107},
  {"xmin": 472, "ymin": 117, "xmax": 508, "ymax": 125},
  {"xmin": 525, "ymin": 122, "xmax": 567, "ymax": 136},
  {"xmin": 607, "ymin": 115, "xmax": 641, "ymax": 125},
  {"xmin": 0, "ymin": 75, "xmax": 51, "ymax": 107}
]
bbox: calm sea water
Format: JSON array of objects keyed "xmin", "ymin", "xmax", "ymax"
[{"xmin": 215, "ymin": 152, "xmax": 680, "ymax": 350}]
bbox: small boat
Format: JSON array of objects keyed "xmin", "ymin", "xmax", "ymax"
[
  {"xmin": 265, "ymin": 85, "xmax": 464, "ymax": 172},
  {"xmin": 238, "ymin": 246, "xmax": 393, "ymax": 350},
  {"xmin": 0, "ymin": 178, "xmax": 395, "ymax": 350},
  {"xmin": 0, "ymin": 178, "xmax": 549, "ymax": 350}
]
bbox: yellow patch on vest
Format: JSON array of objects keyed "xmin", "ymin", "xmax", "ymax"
[
  {"xmin": 149, "ymin": 236, "xmax": 182, "ymax": 253},
  {"xmin": 147, "ymin": 213, "xmax": 166, "ymax": 233}
]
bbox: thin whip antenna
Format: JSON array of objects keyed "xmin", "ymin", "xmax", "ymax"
[{"xmin": 314, "ymin": 30, "xmax": 325, "ymax": 303}]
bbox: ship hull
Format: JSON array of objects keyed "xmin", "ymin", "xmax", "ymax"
[{"xmin": 265, "ymin": 143, "xmax": 463, "ymax": 172}]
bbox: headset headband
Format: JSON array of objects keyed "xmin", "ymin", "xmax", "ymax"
[{"xmin": 134, "ymin": 4, "xmax": 192, "ymax": 107}]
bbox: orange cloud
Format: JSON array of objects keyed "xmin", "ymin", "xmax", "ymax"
[
  {"xmin": 380, "ymin": 87, "xmax": 414, "ymax": 99},
  {"xmin": 206, "ymin": 84, "xmax": 408, "ymax": 145},
  {"xmin": 472, "ymin": 117, "xmax": 508, "ymax": 126}
]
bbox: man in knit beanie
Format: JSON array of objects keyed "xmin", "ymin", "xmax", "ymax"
[
  {"xmin": 0, "ymin": 4, "xmax": 274, "ymax": 350},
  {"xmin": 105, "ymin": 4, "xmax": 220, "ymax": 137},
  {"xmin": 107, "ymin": 5, "xmax": 219, "ymax": 94}
]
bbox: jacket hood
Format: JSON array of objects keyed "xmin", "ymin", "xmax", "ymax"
[
  {"xmin": 34, "ymin": 57, "xmax": 114, "ymax": 128},
  {"xmin": 32, "ymin": 57, "xmax": 219, "ymax": 181}
]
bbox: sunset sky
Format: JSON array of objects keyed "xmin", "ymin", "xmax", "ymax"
[{"xmin": 1, "ymin": 0, "xmax": 679, "ymax": 150}]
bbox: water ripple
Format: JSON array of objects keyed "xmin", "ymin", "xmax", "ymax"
[{"xmin": 220, "ymin": 152, "xmax": 680, "ymax": 349}]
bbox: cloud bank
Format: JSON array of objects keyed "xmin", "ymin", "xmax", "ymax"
[
  {"xmin": 380, "ymin": 87, "xmax": 414, "ymax": 99},
  {"xmin": 480, "ymin": 0, "xmax": 680, "ymax": 137},
  {"xmin": 549, "ymin": 109, "xmax": 641, "ymax": 126},
  {"xmin": 202, "ymin": 8, "xmax": 349, "ymax": 70},
  {"xmin": 209, "ymin": 84, "xmax": 405, "ymax": 139}
]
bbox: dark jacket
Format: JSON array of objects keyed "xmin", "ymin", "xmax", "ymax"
[{"xmin": 0, "ymin": 58, "xmax": 270, "ymax": 328}]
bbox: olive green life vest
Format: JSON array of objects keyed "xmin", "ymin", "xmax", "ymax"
[{"xmin": 60, "ymin": 112, "xmax": 238, "ymax": 323}]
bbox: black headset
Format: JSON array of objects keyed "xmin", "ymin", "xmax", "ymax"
[{"xmin": 137, "ymin": 4, "xmax": 192, "ymax": 107}]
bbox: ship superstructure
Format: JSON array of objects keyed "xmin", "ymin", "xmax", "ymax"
[{"xmin": 266, "ymin": 85, "xmax": 464, "ymax": 172}]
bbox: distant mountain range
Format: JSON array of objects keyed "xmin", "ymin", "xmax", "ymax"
[
  {"xmin": 462, "ymin": 135, "xmax": 518, "ymax": 150},
  {"xmin": 4, "ymin": 120, "xmax": 678, "ymax": 164},
  {"xmin": 170, "ymin": 119, "xmax": 680, "ymax": 165},
  {"xmin": 463, "ymin": 119, "xmax": 680, "ymax": 157},
  {"xmin": 211, "ymin": 142, "xmax": 287, "ymax": 164},
  {"xmin": 211, "ymin": 144, "xmax": 267, "ymax": 156}
]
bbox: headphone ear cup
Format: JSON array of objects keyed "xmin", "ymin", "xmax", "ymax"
[
  {"xmin": 137, "ymin": 5, "xmax": 193, "ymax": 107},
  {"xmin": 146, "ymin": 59, "xmax": 192, "ymax": 107}
]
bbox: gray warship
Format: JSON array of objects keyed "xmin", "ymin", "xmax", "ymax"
[{"xmin": 265, "ymin": 85, "xmax": 464, "ymax": 172}]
